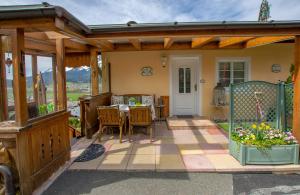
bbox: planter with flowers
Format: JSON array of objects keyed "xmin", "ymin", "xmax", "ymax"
[{"xmin": 229, "ymin": 122, "xmax": 299, "ymax": 165}]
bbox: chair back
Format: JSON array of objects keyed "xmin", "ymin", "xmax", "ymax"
[
  {"xmin": 97, "ymin": 106, "xmax": 120, "ymax": 126},
  {"xmin": 129, "ymin": 106, "xmax": 152, "ymax": 126}
]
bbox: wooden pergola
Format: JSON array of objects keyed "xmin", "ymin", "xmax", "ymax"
[{"xmin": 0, "ymin": 3, "xmax": 300, "ymax": 194}]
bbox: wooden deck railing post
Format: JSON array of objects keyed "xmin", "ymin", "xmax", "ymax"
[
  {"xmin": 90, "ymin": 47, "xmax": 99, "ymax": 96},
  {"xmin": 52, "ymin": 55, "xmax": 58, "ymax": 110},
  {"xmin": 293, "ymin": 35, "xmax": 300, "ymax": 142},
  {"xmin": 12, "ymin": 28, "xmax": 28, "ymax": 126},
  {"xmin": 56, "ymin": 39, "xmax": 67, "ymax": 110},
  {"xmin": 0, "ymin": 35, "xmax": 8, "ymax": 121},
  {"xmin": 32, "ymin": 54, "xmax": 38, "ymax": 104}
]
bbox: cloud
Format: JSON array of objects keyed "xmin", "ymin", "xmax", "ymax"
[{"xmin": 0, "ymin": 0, "xmax": 300, "ymax": 25}]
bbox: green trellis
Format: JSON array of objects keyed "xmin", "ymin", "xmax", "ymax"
[
  {"xmin": 229, "ymin": 81, "xmax": 294, "ymax": 134},
  {"xmin": 283, "ymin": 83, "xmax": 294, "ymax": 130}
]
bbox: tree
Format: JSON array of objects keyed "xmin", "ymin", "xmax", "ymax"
[{"xmin": 258, "ymin": 0, "xmax": 271, "ymax": 22}]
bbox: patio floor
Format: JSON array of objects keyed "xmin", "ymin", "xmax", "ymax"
[{"xmin": 69, "ymin": 120, "xmax": 300, "ymax": 172}]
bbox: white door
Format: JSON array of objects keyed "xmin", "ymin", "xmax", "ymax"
[{"xmin": 172, "ymin": 58, "xmax": 198, "ymax": 115}]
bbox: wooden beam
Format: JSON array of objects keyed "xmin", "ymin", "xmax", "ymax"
[
  {"xmin": 245, "ymin": 36, "xmax": 294, "ymax": 48},
  {"xmin": 219, "ymin": 37, "xmax": 254, "ymax": 48},
  {"xmin": 45, "ymin": 31, "xmax": 70, "ymax": 39},
  {"xmin": 164, "ymin": 38, "xmax": 174, "ymax": 49},
  {"xmin": 25, "ymin": 38, "xmax": 56, "ymax": 53},
  {"xmin": 52, "ymin": 55, "xmax": 58, "ymax": 111},
  {"xmin": 25, "ymin": 32, "xmax": 49, "ymax": 40},
  {"xmin": 293, "ymin": 35, "xmax": 300, "ymax": 142},
  {"xmin": 31, "ymin": 54, "xmax": 38, "ymax": 104},
  {"xmin": 110, "ymin": 41, "xmax": 243, "ymax": 52},
  {"xmin": 128, "ymin": 39, "xmax": 141, "ymax": 50},
  {"xmin": 192, "ymin": 37, "xmax": 214, "ymax": 48},
  {"xmin": 54, "ymin": 17, "xmax": 100, "ymax": 49},
  {"xmin": 0, "ymin": 35, "xmax": 8, "ymax": 121},
  {"xmin": 98, "ymin": 40, "xmax": 114, "ymax": 51},
  {"xmin": 64, "ymin": 39, "xmax": 89, "ymax": 51},
  {"xmin": 56, "ymin": 39, "xmax": 67, "ymax": 110},
  {"xmin": 90, "ymin": 48, "xmax": 99, "ymax": 95},
  {"xmin": 12, "ymin": 28, "xmax": 28, "ymax": 126}
]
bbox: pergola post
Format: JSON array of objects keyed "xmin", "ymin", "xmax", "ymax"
[
  {"xmin": 32, "ymin": 54, "xmax": 38, "ymax": 104},
  {"xmin": 101, "ymin": 55, "xmax": 111, "ymax": 93},
  {"xmin": 56, "ymin": 39, "xmax": 67, "ymax": 110},
  {"xmin": 52, "ymin": 55, "xmax": 58, "ymax": 110},
  {"xmin": 293, "ymin": 36, "xmax": 300, "ymax": 142},
  {"xmin": 12, "ymin": 28, "xmax": 28, "ymax": 126},
  {"xmin": 90, "ymin": 47, "xmax": 99, "ymax": 96}
]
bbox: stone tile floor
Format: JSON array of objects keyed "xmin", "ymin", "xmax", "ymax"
[{"xmin": 69, "ymin": 122, "xmax": 300, "ymax": 172}]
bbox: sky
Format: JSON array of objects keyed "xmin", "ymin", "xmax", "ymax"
[
  {"xmin": 1, "ymin": 0, "xmax": 300, "ymax": 25},
  {"xmin": 2, "ymin": 0, "xmax": 300, "ymax": 78}
]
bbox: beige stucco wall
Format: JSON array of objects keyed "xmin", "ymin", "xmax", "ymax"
[{"xmin": 102, "ymin": 43, "xmax": 294, "ymax": 117}]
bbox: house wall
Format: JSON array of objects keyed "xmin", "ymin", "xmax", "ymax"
[{"xmin": 102, "ymin": 43, "xmax": 294, "ymax": 118}]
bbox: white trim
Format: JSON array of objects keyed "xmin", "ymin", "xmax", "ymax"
[
  {"xmin": 169, "ymin": 55, "xmax": 202, "ymax": 116},
  {"xmin": 215, "ymin": 57, "xmax": 251, "ymax": 89}
]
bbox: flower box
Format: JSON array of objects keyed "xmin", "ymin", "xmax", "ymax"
[{"xmin": 229, "ymin": 139, "xmax": 299, "ymax": 165}]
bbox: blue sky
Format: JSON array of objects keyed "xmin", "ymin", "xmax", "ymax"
[
  {"xmin": 2, "ymin": 0, "xmax": 300, "ymax": 78},
  {"xmin": 1, "ymin": 0, "xmax": 300, "ymax": 25}
]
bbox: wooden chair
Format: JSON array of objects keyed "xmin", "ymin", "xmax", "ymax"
[
  {"xmin": 97, "ymin": 106, "xmax": 125, "ymax": 143},
  {"xmin": 128, "ymin": 106, "xmax": 153, "ymax": 142}
]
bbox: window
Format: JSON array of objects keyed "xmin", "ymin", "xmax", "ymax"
[
  {"xmin": 178, "ymin": 67, "xmax": 191, "ymax": 94},
  {"xmin": 217, "ymin": 59, "xmax": 249, "ymax": 87}
]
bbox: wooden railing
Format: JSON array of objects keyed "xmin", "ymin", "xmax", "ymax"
[
  {"xmin": 0, "ymin": 111, "xmax": 70, "ymax": 194},
  {"xmin": 79, "ymin": 93, "xmax": 111, "ymax": 138}
]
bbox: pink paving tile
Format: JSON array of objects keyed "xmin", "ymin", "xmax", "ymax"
[
  {"xmin": 200, "ymin": 143, "xmax": 228, "ymax": 154},
  {"xmin": 207, "ymin": 128, "xmax": 223, "ymax": 135},
  {"xmin": 156, "ymin": 144, "xmax": 179, "ymax": 155},
  {"xmin": 182, "ymin": 155, "xmax": 215, "ymax": 171}
]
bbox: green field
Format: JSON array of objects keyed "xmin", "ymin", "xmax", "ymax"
[{"xmin": 6, "ymin": 82, "xmax": 91, "ymax": 104}]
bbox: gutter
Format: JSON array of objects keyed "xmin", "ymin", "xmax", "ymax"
[{"xmin": 89, "ymin": 20, "xmax": 300, "ymax": 34}]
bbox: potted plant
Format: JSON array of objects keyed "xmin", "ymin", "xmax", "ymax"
[
  {"xmin": 128, "ymin": 97, "xmax": 136, "ymax": 106},
  {"xmin": 68, "ymin": 117, "xmax": 81, "ymax": 138},
  {"xmin": 230, "ymin": 122, "xmax": 299, "ymax": 165}
]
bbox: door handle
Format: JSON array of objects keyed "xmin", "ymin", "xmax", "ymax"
[{"xmin": 194, "ymin": 84, "xmax": 197, "ymax": 91}]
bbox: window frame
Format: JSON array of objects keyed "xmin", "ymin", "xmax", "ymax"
[{"xmin": 215, "ymin": 57, "xmax": 251, "ymax": 89}]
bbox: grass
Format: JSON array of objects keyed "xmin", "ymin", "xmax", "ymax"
[
  {"xmin": 217, "ymin": 122, "xmax": 229, "ymax": 133},
  {"xmin": 67, "ymin": 92, "xmax": 87, "ymax": 101}
]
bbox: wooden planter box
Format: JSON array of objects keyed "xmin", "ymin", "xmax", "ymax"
[{"xmin": 229, "ymin": 139, "xmax": 299, "ymax": 165}]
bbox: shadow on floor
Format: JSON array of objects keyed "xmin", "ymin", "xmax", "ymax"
[{"xmin": 43, "ymin": 171, "xmax": 232, "ymax": 195}]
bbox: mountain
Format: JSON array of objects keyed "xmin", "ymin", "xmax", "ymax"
[
  {"xmin": 6, "ymin": 67, "xmax": 91, "ymax": 87},
  {"xmin": 65, "ymin": 66, "xmax": 91, "ymax": 83}
]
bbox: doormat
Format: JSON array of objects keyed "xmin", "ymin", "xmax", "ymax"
[
  {"xmin": 75, "ymin": 144, "xmax": 105, "ymax": 162},
  {"xmin": 166, "ymin": 118, "xmax": 217, "ymax": 130},
  {"xmin": 176, "ymin": 115, "xmax": 194, "ymax": 119}
]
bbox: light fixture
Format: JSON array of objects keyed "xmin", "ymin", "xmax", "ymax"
[
  {"xmin": 5, "ymin": 53, "xmax": 12, "ymax": 73},
  {"xmin": 161, "ymin": 55, "xmax": 168, "ymax": 68}
]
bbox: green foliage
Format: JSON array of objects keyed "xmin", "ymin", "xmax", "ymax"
[
  {"xmin": 258, "ymin": 0, "xmax": 271, "ymax": 22},
  {"xmin": 69, "ymin": 117, "xmax": 81, "ymax": 129},
  {"xmin": 38, "ymin": 104, "xmax": 48, "ymax": 115},
  {"xmin": 286, "ymin": 64, "xmax": 295, "ymax": 83},
  {"xmin": 47, "ymin": 103, "xmax": 54, "ymax": 112},
  {"xmin": 38, "ymin": 103, "xmax": 55, "ymax": 116},
  {"xmin": 217, "ymin": 123, "xmax": 229, "ymax": 132}
]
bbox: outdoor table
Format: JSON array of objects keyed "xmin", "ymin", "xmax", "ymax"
[{"xmin": 111, "ymin": 104, "xmax": 147, "ymax": 134}]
